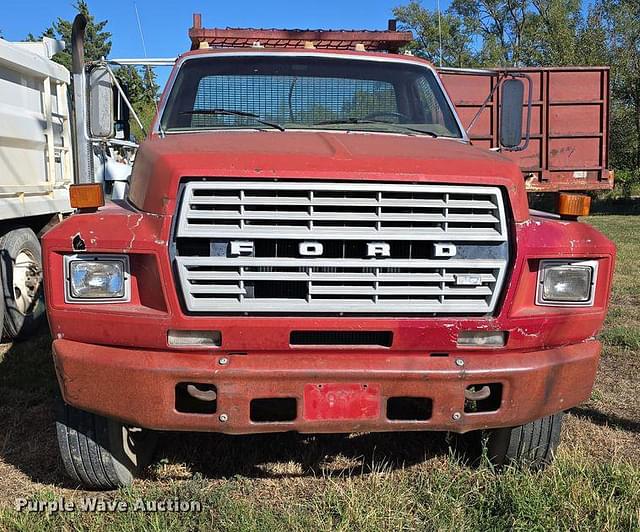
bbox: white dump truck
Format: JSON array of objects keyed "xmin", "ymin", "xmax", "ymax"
[
  {"xmin": 0, "ymin": 23, "xmax": 149, "ymax": 341},
  {"xmin": 0, "ymin": 37, "xmax": 74, "ymax": 339}
]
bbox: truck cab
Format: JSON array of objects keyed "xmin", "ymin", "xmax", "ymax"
[{"xmin": 43, "ymin": 25, "xmax": 615, "ymax": 489}]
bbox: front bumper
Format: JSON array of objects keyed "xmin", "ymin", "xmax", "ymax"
[{"xmin": 53, "ymin": 338, "xmax": 601, "ymax": 434}]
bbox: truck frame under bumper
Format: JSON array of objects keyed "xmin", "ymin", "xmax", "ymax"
[{"xmin": 52, "ymin": 339, "xmax": 600, "ymax": 434}]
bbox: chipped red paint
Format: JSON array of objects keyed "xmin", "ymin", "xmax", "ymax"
[
  {"xmin": 43, "ymin": 204, "xmax": 615, "ymax": 351},
  {"xmin": 42, "ymin": 48, "xmax": 616, "ymax": 435},
  {"xmin": 43, "ymin": 200, "xmax": 615, "ymax": 433},
  {"xmin": 52, "ymin": 337, "xmax": 601, "ymax": 433},
  {"xmin": 303, "ymin": 383, "xmax": 382, "ymax": 422}
]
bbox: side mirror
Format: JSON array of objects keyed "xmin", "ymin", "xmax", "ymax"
[
  {"xmin": 88, "ymin": 66, "xmax": 114, "ymax": 138},
  {"xmin": 499, "ymin": 78, "xmax": 524, "ymax": 149}
]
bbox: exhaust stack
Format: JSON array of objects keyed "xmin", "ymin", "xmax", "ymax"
[{"xmin": 71, "ymin": 14, "xmax": 93, "ymax": 184}]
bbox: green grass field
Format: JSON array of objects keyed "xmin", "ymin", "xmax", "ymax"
[{"xmin": 0, "ymin": 214, "xmax": 638, "ymax": 531}]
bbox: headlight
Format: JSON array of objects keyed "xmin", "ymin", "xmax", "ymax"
[
  {"xmin": 65, "ymin": 255, "xmax": 130, "ymax": 302},
  {"xmin": 536, "ymin": 260, "xmax": 597, "ymax": 306}
]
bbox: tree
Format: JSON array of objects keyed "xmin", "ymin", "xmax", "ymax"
[
  {"xmin": 450, "ymin": 0, "xmax": 529, "ymax": 66},
  {"xmin": 116, "ymin": 65, "xmax": 159, "ymax": 141},
  {"xmin": 393, "ymin": 1, "xmax": 476, "ymax": 67},
  {"xmin": 598, "ymin": 0, "xmax": 640, "ymax": 172},
  {"xmin": 28, "ymin": 1, "xmax": 112, "ymax": 70},
  {"xmin": 395, "ymin": 0, "xmax": 587, "ymax": 68},
  {"xmin": 574, "ymin": 4, "xmax": 609, "ymax": 67},
  {"xmin": 528, "ymin": 0, "xmax": 583, "ymax": 65},
  {"xmin": 26, "ymin": 1, "xmax": 158, "ymax": 139}
]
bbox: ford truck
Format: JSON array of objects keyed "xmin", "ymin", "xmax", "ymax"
[{"xmin": 43, "ymin": 15, "xmax": 615, "ymax": 489}]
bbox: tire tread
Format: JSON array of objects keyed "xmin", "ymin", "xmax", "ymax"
[
  {"xmin": 487, "ymin": 412, "xmax": 564, "ymax": 469},
  {"xmin": 55, "ymin": 400, "xmax": 147, "ymax": 489}
]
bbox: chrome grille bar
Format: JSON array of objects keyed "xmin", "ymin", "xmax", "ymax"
[
  {"xmin": 176, "ymin": 181, "xmax": 508, "ymax": 241},
  {"xmin": 174, "ymin": 180, "xmax": 509, "ymax": 314},
  {"xmin": 177, "ymin": 260, "xmax": 502, "ymax": 313}
]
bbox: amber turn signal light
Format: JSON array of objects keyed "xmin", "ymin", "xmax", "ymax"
[
  {"xmin": 557, "ymin": 193, "xmax": 591, "ymax": 218},
  {"xmin": 69, "ymin": 184, "xmax": 105, "ymax": 210}
]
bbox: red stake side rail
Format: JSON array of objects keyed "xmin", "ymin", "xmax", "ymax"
[{"xmin": 189, "ymin": 13, "xmax": 413, "ymax": 52}]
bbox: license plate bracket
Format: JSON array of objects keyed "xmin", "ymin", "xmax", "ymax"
[{"xmin": 303, "ymin": 383, "xmax": 381, "ymax": 421}]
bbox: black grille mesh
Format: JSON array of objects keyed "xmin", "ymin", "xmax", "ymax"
[{"xmin": 290, "ymin": 330, "xmax": 393, "ymax": 346}]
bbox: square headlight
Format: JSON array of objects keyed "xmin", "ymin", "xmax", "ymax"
[
  {"xmin": 536, "ymin": 260, "xmax": 597, "ymax": 306},
  {"xmin": 65, "ymin": 254, "xmax": 130, "ymax": 302}
]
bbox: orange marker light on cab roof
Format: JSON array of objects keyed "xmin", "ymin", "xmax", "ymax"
[
  {"xmin": 69, "ymin": 183, "xmax": 105, "ymax": 211},
  {"xmin": 557, "ymin": 193, "xmax": 591, "ymax": 219}
]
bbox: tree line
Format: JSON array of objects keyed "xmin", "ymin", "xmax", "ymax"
[{"xmin": 394, "ymin": 0, "xmax": 640, "ymax": 192}]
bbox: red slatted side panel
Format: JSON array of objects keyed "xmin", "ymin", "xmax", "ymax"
[{"xmin": 440, "ymin": 67, "xmax": 612, "ymax": 192}]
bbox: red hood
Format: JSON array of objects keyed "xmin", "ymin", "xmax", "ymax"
[{"xmin": 128, "ymin": 130, "xmax": 529, "ymax": 220}]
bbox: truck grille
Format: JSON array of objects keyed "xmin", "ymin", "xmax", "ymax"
[{"xmin": 174, "ymin": 180, "xmax": 509, "ymax": 315}]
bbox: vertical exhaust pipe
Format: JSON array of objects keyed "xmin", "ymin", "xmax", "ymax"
[{"xmin": 71, "ymin": 14, "xmax": 93, "ymax": 184}]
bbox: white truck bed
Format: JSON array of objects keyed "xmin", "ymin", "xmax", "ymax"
[{"xmin": 0, "ymin": 38, "xmax": 73, "ymax": 221}]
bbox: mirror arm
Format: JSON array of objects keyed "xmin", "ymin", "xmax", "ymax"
[
  {"xmin": 503, "ymin": 72, "xmax": 533, "ymax": 152},
  {"xmin": 108, "ymin": 139, "xmax": 139, "ymax": 149},
  {"xmin": 99, "ymin": 61, "xmax": 147, "ymax": 137},
  {"xmin": 466, "ymin": 73, "xmax": 505, "ymax": 134}
]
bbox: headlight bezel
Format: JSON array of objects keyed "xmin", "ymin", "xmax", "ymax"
[
  {"xmin": 536, "ymin": 259, "xmax": 598, "ymax": 307},
  {"xmin": 64, "ymin": 254, "xmax": 131, "ymax": 303}
]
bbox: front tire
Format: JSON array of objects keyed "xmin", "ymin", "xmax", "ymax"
[
  {"xmin": 56, "ymin": 399, "xmax": 157, "ymax": 489},
  {"xmin": 486, "ymin": 412, "xmax": 564, "ymax": 469},
  {"xmin": 0, "ymin": 227, "xmax": 45, "ymax": 340}
]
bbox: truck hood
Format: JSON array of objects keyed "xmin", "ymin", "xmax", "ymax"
[{"xmin": 128, "ymin": 130, "xmax": 529, "ymax": 221}]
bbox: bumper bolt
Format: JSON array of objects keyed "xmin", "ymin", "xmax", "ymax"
[
  {"xmin": 219, "ymin": 357, "xmax": 229, "ymax": 366},
  {"xmin": 452, "ymin": 412, "xmax": 462, "ymax": 421},
  {"xmin": 219, "ymin": 413, "xmax": 228, "ymax": 422},
  {"xmin": 455, "ymin": 358, "xmax": 464, "ymax": 367}
]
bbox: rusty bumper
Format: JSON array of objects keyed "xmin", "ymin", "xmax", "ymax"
[{"xmin": 52, "ymin": 339, "xmax": 600, "ymax": 434}]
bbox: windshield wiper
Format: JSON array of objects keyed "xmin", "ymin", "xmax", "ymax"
[
  {"xmin": 314, "ymin": 118, "xmax": 438, "ymax": 137},
  {"xmin": 180, "ymin": 108, "xmax": 285, "ymax": 132}
]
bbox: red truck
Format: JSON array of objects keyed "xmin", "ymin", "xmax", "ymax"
[{"xmin": 43, "ymin": 16, "xmax": 615, "ymax": 489}]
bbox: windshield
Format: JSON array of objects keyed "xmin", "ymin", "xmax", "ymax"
[{"xmin": 160, "ymin": 55, "xmax": 463, "ymax": 138}]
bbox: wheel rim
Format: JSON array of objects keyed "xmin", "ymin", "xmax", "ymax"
[{"xmin": 13, "ymin": 249, "xmax": 41, "ymax": 316}]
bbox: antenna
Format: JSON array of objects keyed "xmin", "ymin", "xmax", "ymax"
[
  {"xmin": 133, "ymin": 1, "xmax": 148, "ymax": 57},
  {"xmin": 133, "ymin": 1, "xmax": 159, "ymax": 115},
  {"xmin": 436, "ymin": 0, "xmax": 443, "ymax": 67}
]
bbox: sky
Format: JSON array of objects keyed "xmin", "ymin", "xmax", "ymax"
[{"xmin": 1, "ymin": 0, "xmax": 451, "ymax": 87}]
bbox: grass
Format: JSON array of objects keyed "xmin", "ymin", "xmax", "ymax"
[
  {"xmin": 589, "ymin": 215, "xmax": 640, "ymax": 351},
  {"xmin": 1, "ymin": 455, "xmax": 638, "ymax": 531},
  {"xmin": 0, "ymin": 213, "xmax": 639, "ymax": 531}
]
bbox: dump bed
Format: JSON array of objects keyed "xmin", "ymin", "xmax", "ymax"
[
  {"xmin": 0, "ymin": 38, "xmax": 73, "ymax": 220},
  {"xmin": 439, "ymin": 67, "xmax": 612, "ymax": 192}
]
